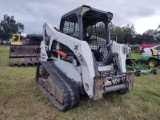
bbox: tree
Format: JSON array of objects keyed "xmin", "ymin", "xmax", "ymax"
[
  {"xmin": 0, "ymin": 14, "xmax": 24, "ymax": 40},
  {"xmin": 122, "ymin": 24, "xmax": 136, "ymax": 44},
  {"xmin": 155, "ymin": 25, "xmax": 160, "ymax": 43},
  {"xmin": 158, "ymin": 24, "xmax": 160, "ymax": 31},
  {"xmin": 142, "ymin": 34, "xmax": 154, "ymax": 43},
  {"xmin": 133, "ymin": 34, "xmax": 142, "ymax": 44},
  {"xmin": 113, "ymin": 26, "xmax": 125, "ymax": 43}
]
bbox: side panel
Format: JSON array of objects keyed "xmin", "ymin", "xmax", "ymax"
[
  {"xmin": 111, "ymin": 41, "xmax": 127, "ymax": 72},
  {"xmin": 141, "ymin": 55, "xmax": 151, "ymax": 61},
  {"xmin": 54, "ymin": 60, "xmax": 82, "ymax": 82},
  {"xmin": 40, "ymin": 40, "xmax": 48, "ymax": 61}
]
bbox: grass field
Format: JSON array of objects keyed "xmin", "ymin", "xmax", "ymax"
[
  {"xmin": 0, "ymin": 46, "xmax": 160, "ymax": 120},
  {"xmin": 131, "ymin": 52, "xmax": 142, "ymax": 59}
]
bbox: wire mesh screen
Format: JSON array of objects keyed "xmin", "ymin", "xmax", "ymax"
[{"xmin": 86, "ymin": 22, "xmax": 107, "ymax": 51}]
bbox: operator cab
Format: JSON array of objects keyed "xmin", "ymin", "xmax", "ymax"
[{"xmin": 60, "ymin": 5, "xmax": 113, "ymax": 62}]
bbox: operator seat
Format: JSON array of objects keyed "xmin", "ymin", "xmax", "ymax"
[{"xmin": 150, "ymin": 48, "xmax": 159, "ymax": 57}]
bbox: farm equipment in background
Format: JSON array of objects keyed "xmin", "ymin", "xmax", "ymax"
[
  {"xmin": 126, "ymin": 47, "xmax": 157, "ymax": 76},
  {"xmin": 140, "ymin": 43, "xmax": 157, "ymax": 53},
  {"xmin": 11, "ymin": 34, "xmax": 23, "ymax": 45},
  {"xmin": 26, "ymin": 34, "xmax": 43, "ymax": 46},
  {"xmin": 9, "ymin": 34, "xmax": 43, "ymax": 66},
  {"xmin": 143, "ymin": 44, "xmax": 160, "ymax": 56},
  {"xmin": 141, "ymin": 48, "xmax": 160, "ymax": 67},
  {"xmin": 126, "ymin": 59, "xmax": 157, "ymax": 76},
  {"xmin": 36, "ymin": 5, "xmax": 134, "ymax": 111},
  {"xmin": 130, "ymin": 45, "xmax": 140, "ymax": 53}
]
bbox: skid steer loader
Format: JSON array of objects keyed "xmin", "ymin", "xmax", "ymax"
[{"xmin": 36, "ymin": 5, "xmax": 134, "ymax": 111}]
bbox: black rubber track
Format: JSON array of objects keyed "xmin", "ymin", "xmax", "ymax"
[{"xmin": 36, "ymin": 61, "xmax": 80, "ymax": 111}]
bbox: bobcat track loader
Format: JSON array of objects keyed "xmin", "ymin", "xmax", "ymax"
[{"xmin": 36, "ymin": 5, "xmax": 134, "ymax": 111}]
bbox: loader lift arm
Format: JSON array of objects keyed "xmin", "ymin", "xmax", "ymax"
[{"xmin": 41, "ymin": 23, "xmax": 96, "ymax": 99}]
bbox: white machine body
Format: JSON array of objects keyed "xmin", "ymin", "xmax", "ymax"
[{"xmin": 40, "ymin": 23, "xmax": 133, "ymax": 100}]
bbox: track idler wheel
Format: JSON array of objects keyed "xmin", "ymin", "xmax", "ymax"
[{"xmin": 39, "ymin": 65, "xmax": 49, "ymax": 79}]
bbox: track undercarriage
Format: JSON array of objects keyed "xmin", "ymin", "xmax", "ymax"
[{"xmin": 36, "ymin": 61, "xmax": 80, "ymax": 110}]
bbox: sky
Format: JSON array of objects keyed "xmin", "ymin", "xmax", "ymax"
[{"xmin": 0, "ymin": 0, "xmax": 160, "ymax": 34}]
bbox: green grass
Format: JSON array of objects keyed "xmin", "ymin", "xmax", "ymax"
[
  {"xmin": 131, "ymin": 52, "xmax": 142, "ymax": 59},
  {"xmin": 0, "ymin": 46, "xmax": 160, "ymax": 120}
]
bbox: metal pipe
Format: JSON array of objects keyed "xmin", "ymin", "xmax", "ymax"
[
  {"xmin": 106, "ymin": 22, "xmax": 111, "ymax": 52},
  {"xmin": 105, "ymin": 84, "xmax": 126, "ymax": 93}
]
